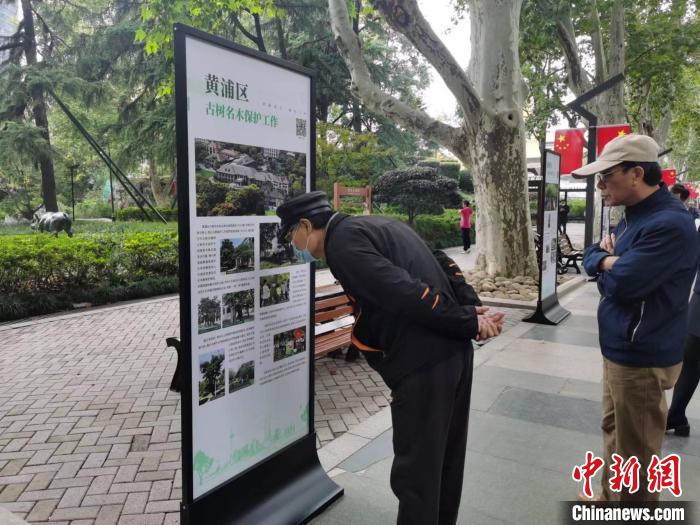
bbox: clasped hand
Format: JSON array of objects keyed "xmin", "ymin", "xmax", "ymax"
[{"xmin": 476, "ymin": 306, "xmax": 505, "ymax": 341}]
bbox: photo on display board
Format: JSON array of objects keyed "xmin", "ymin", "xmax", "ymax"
[
  {"xmin": 228, "ymin": 360, "xmax": 255, "ymax": 394},
  {"xmin": 198, "ymin": 349, "xmax": 226, "ymax": 405},
  {"xmin": 259, "ymin": 273, "xmax": 290, "ymax": 308},
  {"xmin": 222, "ymin": 289, "xmax": 255, "ymax": 328},
  {"xmin": 550, "ymin": 238, "xmax": 557, "ymax": 265},
  {"xmin": 544, "ymin": 183, "xmax": 559, "ymax": 212},
  {"xmin": 220, "ymin": 237, "xmax": 255, "ymax": 274},
  {"xmin": 260, "ymin": 223, "xmax": 300, "ymax": 269},
  {"xmin": 195, "ymin": 138, "xmax": 306, "ymax": 216},
  {"xmin": 273, "ymin": 326, "xmax": 306, "ymax": 362},
  {"xmin": 197, "ymin": 296, "xmax": 222, "ymax": 334}
]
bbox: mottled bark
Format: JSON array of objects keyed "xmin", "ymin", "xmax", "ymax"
[{"xmin": 328, "ymin": 0, "xmax": 537, "ymax": 277}]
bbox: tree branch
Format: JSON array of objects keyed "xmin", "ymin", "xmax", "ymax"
[
  {"xmin": 541, "ymin": 0, "xmax": 592, "ymax": 97},
  {"xmin": 327, "ymin": 0, "xmax": 465, "ymax": 155},
  {"xmin": 590, "ymin": 0, "xmax": 608, "ymax": 84},
  {"xmin": 231, "ymin": 14, "xmax": 261, "ymax": 49},
  {"xmin": 371, "ymin": 0, "xmax": 485, "ymax": 120}
]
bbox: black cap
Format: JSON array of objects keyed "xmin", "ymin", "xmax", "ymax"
[{"xmin": 276, "ymin": 191, "xmax": 332, "ymax": 242}]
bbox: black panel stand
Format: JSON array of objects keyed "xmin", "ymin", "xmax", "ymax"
[
  {"xmin": 524, "ymin": 149, "xmax": 570, "ymax": 326},
  {"xmin": 174, "ymin": 24, "xmax": 343, "ymax": 525},
  {"xmin": 182, "ymin": 435, "xmax": 342, "ymax": 525}
]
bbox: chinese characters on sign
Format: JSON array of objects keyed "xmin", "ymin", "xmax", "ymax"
[
  {"xmin": 572, "ymin": 452, "xmax": 682, "ymax": 498},
  {"xmin": 205, "ymin": 102, "xmax": 278, "ymax": 127},
  {"xmin": 206, "ymin": 74, "xmax": 249, "ymax": 101}
]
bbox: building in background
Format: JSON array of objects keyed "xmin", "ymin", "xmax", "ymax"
[{"xmin": 0, "ymin": 1, "xmax": 19, "ymax": 65}]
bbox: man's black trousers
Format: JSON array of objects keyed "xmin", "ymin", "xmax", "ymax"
[
  {"xmin": 389, "ymin": 349, "xmax": 474, "ymax": 525},
  {"xmin": 668, "ymin": 333, "xmax": 700, "ymax": 426}
]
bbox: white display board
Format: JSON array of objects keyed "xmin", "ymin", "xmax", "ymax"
[
  {"xmin": 540, "ymin": 153, "xmax": 561, "ymax": 301},
  {"xmin": 183, "ymin": 35, "xmax": 312, "ymax": 499}
]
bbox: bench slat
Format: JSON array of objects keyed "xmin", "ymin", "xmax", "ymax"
[
  {"xmin": 315, "ymin": 305, "xmax": 354, "ymax": 323},
  {"xmin": 315, "ymin": 316, "xmax": 354, "ymax": 336},
  {"xmin": 315, "ymin": 294, "xmax": 350, "ymax": 310}
]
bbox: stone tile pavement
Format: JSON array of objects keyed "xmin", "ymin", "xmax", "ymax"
[{"xmin": 0, "ymin": 291, "xmax": 532, "ymax": 524}]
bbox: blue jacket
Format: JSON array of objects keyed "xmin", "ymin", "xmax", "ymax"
[{"xmin": 583, "ymin": 186, "xmax": 699, "ymax": 367}]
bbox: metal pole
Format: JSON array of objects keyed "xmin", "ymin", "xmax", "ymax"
[
  {"xmin": 109, "ymin": 168, "xmax": 116, "ymax": 221},
  {"xmin": 584, "ymin": 118, "xmax": 597, "ymax": 248},
  {"xmin": 70, "ymin": 165, "xmax": 76, "ymax": 220}
]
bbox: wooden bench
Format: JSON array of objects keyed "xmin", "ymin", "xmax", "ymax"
[
  {"xmin": 314, "ymin": 284, "xmax": 355, "ymax": 358},
  {"xmin": 558, "ymin": 233, "xmax": 584, "ymax": 274}
]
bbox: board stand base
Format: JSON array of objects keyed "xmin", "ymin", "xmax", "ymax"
[
  {"xmin": 181, "ymin": 434, "xmax": 343, "ymax": 525},
  {"xmin": 523, "ymin": 300, "xmax": 571, "ymax": 326}
]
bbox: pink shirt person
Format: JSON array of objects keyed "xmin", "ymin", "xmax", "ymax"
[{"xmin": 460, "ymin": 206, "xmax": 472, "ymax": 229}]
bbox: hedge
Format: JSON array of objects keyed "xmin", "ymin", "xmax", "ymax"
[
  {"xmin": 116, "ymin": 206, "xmax": 179, "ymax": 221},
  {"xmin": 0, "ymin": 231, "xmax": 178, "ymax": 321}
]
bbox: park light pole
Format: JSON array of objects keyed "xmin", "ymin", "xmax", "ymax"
[{"xmin": 69, "ymin": 163, "xmax": 79, "ymax": 220}]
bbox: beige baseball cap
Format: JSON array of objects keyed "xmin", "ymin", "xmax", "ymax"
[{"xmin": 571, "ymin": 133, "xmax": 661, "ymax": 178}]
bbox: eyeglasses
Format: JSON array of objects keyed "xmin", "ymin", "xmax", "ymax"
[
  {"xmin": 284, "ymin": 224, "xmax": 299, "ymax": 243},
  {"xmin": 596, "ymin": 167, "xmax": 626, "ymax": 186}
]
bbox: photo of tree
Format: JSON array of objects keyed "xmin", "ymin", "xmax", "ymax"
[
  {"xmin": 198, "ymin": 350, "xmax": 226, "ymax": 405},
  {"xmin": 544, "ymin": 183, "xmax": 559, "ymax": 212},
  {"xmin": 260, "ymin": 223, "xmax": 299, "ymax": 269},
  {"xmin": 222, "ymin": 289, "xmax": 254, "ymax": 328},
  {"xmin": 273, "ymin": 326, "xmax": 307, "ymax": 362},
  {"xmin": 195, "ymin": 138, "xmax": 306, "ymax": 216},
  {"xmin": 198, "ymin": 296, "xmax": 221, "ymax": 334},
  {"xmin": 228, "ymin": 360, "xmax": 255, "ymax": 394},
  {"xmin": 220, "ymin": 237, "xmax": 254, "ymax": 274},
  {"xmin": 260, "ymin": 273, "xmax": 290, "ymax": 307}
]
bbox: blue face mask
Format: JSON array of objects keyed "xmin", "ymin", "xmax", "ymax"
[{"xmin": 291, "ymin": 225, "xmax": 318, "ymax": 263}]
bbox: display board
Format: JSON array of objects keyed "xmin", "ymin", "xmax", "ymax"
[
  {"xmin": 524, "ymin": 150, "xmax": 570, "ymax": 326},
  {"xmin": 175, "ymin": 24, "xmax": 341, "ymax": 525}
]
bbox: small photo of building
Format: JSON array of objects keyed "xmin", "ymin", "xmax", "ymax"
[{"xmin": 195, "ymin": 138, "xmax": 306, "ymax": 216}]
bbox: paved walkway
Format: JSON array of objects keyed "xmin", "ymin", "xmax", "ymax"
[
  {"xmin": 0, "ymin": 289, "xmax": 530, "ymax": 523},
  {"xmin": 311, "ymin": 282, "xmax": 700, "ymax": 524}
]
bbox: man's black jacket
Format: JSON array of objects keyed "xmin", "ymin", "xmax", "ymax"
[{"xmin": 325, "ymin": 213, "xmax": 480, "ymax": 388}]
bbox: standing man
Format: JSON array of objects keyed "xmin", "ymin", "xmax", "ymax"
[
  {"xmin": 459, "ymin": 200, "xmax": 473, "ymax": 253},
  {"xmin": 277, "ymin": 192, "xmax": 504, "ymax": 524},
  {"xmin": 574, "ymin": 134, "xmax": 699, "ymax": 501}
]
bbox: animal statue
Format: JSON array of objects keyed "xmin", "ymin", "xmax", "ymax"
[{"xmin": 31, "ymin": 212, "xmax": 74, "ymax": 237}]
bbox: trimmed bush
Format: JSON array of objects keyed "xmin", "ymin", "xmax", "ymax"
[
  {"xmin": 116, "ymin": 206, "xmax": 179, "ymax": 221},
  {"xmin": 0, "ymin": 231, "xmax": 179, "ymax": 321}
]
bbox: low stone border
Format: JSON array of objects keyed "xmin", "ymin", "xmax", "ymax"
[{"xmin": 480, "ymin": 274, "xmax": 587, "ymax": 310}]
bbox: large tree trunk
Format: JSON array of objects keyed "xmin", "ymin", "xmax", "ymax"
[
  {"xmin": 21, "ymin": 0, "xmax": 58, "ymax": 212},
  {"xmin": 329, "ymin": 0, "xmax": 536, "ymax": 277},
  {"xmin": 468, "ymin": 0, "xmax": 536, "ymax": 277},
  {"xmin": 468, "ymin": 118, "xmax": 537, "ymax": 276}
]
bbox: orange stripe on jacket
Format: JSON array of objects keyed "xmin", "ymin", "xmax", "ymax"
[
  {"xmin": 432, "ymin": 295, "xmax": 440, "ymax": 310},
  {"xmin": 351, "ymin": 334, "xmax": 382, "ymax": 352},
  {"xmin": 421, "ymin": 287, "xmax": 430, "ymax": 300}
]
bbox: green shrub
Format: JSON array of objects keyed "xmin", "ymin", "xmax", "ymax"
[
  {"xmin": 567, "ymin": 198, "xmax": 586, "ymax": 219},
  {"xmin": 0, "ymin": 276, "xmax": 178, "ymax": 322},
  {"xmin": 0, "ymin": 231, "xmax": 178, "ymax": 296},
  {"xmin": 116, "ymin": 206, "xmax": 179, "ymax": 221}
]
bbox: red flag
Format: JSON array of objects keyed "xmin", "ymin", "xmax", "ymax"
[
  {"xmin": 597, "ymin": 124, "xmax": 632, "ymax": 155},
  {"xmin": 554, "ymin": 129, "xmax": 585, "ymax": 175},
  {"xmin": 683, "ymin": 182, "xmax": 698, "ymax": 199},
  {"xmin": 662, "ymin": 169, "xmax": 677, "ymax": 187}
]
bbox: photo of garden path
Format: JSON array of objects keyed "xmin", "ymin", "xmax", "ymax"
[
  {"xmin": 229, "ymin": 360, "xmax": 255, "ymax": 393},
  {"xmin": 260, "ymin": 222, "xmax": 300, "ymax": 269},
  {"xmin": 219, "ymin": 237, "xmax": 254, "ymax": 274}
]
